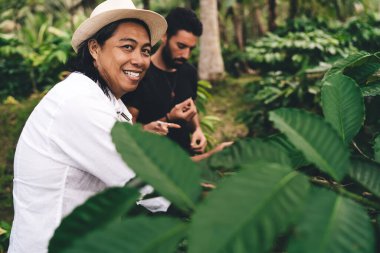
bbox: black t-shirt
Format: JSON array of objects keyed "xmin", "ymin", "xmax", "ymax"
[{"xmin": 122, "ymin": 62, "xmax": 198, "ymax": 153}]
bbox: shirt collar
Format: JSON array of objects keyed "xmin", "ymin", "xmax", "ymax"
[{"xmin": 98, "ymin": 82, "xmax": 133, "ymax": 124}]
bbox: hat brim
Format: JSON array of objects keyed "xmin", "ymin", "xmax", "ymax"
[{"xmin": 71, "ymin": 9, "xmax": 167, "ymax": 52}]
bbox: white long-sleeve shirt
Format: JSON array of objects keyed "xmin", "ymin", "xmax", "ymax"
[{"xmin": 8, "ymin": 72, "xmax": 135, "ymax": 253}]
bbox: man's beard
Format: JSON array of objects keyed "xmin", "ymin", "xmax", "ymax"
[{"xmin": 162, "ymin": 44, "xmax": 186, "ymax": 69}]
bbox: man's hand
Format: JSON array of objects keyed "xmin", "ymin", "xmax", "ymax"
[
  {"xmin": 167, "ymin": 98, "xmax": 196, "ymax": 122},
  {"xmin": 143, "ymin": 121, "xmax": 181, "ymax": 135},
  {"xmin": 190, "ymin": 127, "xmax": 207, "ymax": 153}
]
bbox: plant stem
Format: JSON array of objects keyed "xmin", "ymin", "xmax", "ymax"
[{"xmin": 310, "ymin": 177, "xmax": 380, "ymax": 210}]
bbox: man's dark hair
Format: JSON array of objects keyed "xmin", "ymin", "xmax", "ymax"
[
  {"xmin": 166, "ymin": 7, "xmax": 203, "ymax": 39},
  {"xmin": 70, "ymin": 18, "xmax": 150, "ymax": 95}
]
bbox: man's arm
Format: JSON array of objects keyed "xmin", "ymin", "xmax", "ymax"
[{"xmin": 128, "ymin": 106, "xmax": 139, "ymax": 124}]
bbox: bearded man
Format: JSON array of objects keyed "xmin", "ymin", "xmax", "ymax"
[{"xmin": 122, "ymin": 7, "xmax": 207, "ymax": 155}]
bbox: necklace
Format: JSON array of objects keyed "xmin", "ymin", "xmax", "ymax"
[{"xmin": 164, "ymin": 71, "xmax": 178, "ymax": 100}]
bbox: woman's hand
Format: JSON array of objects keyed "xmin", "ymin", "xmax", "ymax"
[{"xmin": 143, "ymin": 121, "xmax": 181, "ymax": 135}]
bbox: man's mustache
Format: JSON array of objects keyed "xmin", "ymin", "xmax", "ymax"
[{"xmin": 174, "ymin": 58, "xmax": 187, "ymax": 63}]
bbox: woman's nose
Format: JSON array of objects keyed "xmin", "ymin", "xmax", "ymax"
[{"xmin": 130, "ymin": 50, "xmax": 144, "ymax": 66}]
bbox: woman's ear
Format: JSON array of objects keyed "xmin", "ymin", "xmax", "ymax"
[
  {"xmin": 161, "ymin": 34, "xmax": 167, "ymax": 45},
  {"xmin": 88, "ymin": 39, "xmax": 100, "ymax": 61}
]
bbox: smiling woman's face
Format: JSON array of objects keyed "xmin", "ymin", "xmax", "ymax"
[{"xmin": 89, "ymin": 22, "xmax": 151, "ymax": 98}]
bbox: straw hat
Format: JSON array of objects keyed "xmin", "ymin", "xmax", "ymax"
[{"xmin": 71, "ymin": 0, "xmax": 167, "ymax": 52}]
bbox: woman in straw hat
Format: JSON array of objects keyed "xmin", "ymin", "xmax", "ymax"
[{"xmin": 8, "ymin": 1, "xmax": 167, "ymax": 252}]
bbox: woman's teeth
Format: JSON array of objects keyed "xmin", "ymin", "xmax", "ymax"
[{"xmin": 124, "ymin": 71, "xmax": 140, "ymax": 78}]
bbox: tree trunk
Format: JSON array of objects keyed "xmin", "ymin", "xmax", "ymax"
[
  {"xmin": 334, "ymin": 0, "xmax": 346, "ymax": 21},
  {"xmin": 232, "ymin": 2, "xmax": 245, "ymax": 50},
  {"xmin": 251, "ymin": 4, "xmax": 265, "ymax": 38},
  {"xmin": 198, "ymin": 0, "xmax": 225, "ymax": 81},
  {"xmin": 142, "ymin": 0, "xmax": 150, "ymax": 10},
  {"xmin": 288, "ymin": 0, "xmax": 298, "ymax": 21},
  {"xmin": 268, "ymin": 0, "xmax": 277, "ymax": 32}
]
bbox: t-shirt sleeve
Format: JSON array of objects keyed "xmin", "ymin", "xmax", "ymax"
[
  {"xmin": 49, "ymin": 94, "xmax": 135, "ymax": 187},
  {"xmin": 121, "ymin": 81, "xmax": 145, "ymax": 110},
  {"xmin": 192, "ymin": 75, "xmax": 198, "ymax": 101}
]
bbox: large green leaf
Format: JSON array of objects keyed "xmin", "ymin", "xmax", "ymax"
[
  {"xmin": 269, "ymin": 108, "xmax": 350, "ymax": 181},
  {"xmin": 188, "ymin": 163, "xmax": 310, "ymax": 253},
  {"xmin": 112, "ymin": 123, "xmax": 201, "ymax": 213},
  {"xmin": 265, "ymin": 134, "xmax": 309, "ymax": 168},
  {"xmin": 49, "ymin": 187, "xmax": 139, "ymax": 253},
  {"xmin": 323, "ymin": 51, "xmax": 372, "ymax": 80},
  {"xmin": 361, "ymin": 81, "xmax": 380, "ymax": 97},
  {"xmin": 287, "ymin": 188, "xmax": 375, "ymax": 253},
  {"xmin": 62, "ymin": 216, "xmax": 187, "ymax": 253},
  {"xmin": 321, "ymin": 73, "xmax": 365, "ymax": 144},
  {"xmin": 349, "ymin": 158, "xmax": 380, "ymax": 197},
  {"xmin": 203, "ymin": 138, "xmax": 292, "ymax": 171}
]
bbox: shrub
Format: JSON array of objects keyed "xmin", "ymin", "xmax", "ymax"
[
  {"xmin": 0, "ymin": 93, "xmax": 43, "ymax": 224},
  {"xmin": 245, "ymin": 29, "xmax": 352, "ymax": 74}
]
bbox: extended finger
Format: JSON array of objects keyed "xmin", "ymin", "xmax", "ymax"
[{"xmin": 167, "ymin": 123, "xmax": 181, "ymax": 129}]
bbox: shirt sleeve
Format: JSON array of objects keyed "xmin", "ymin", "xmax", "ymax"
[
  {"xmin": 189, "ymin": 65, "xmax": 198, "ymax": 100},
  {"xmin": 49, "ymin": 93, "xmax": 135, "ymax": 187},
  {"xmin": 121, "ymin": 81, "xmax": 144, "ymax": 110}
]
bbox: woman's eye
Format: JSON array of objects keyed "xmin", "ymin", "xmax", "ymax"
[
  {"xmin": 142, "ymin": 49, "xmax": 151, "ymax": 56},
  {"xmin": 123, "ymin": 45, "xmax": 133, "ymax": 50}
]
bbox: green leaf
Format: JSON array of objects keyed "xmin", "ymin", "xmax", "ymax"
[
  {"xmin": 204, "ymin": 138, "xmax": 292, "ymax": 171},
  {"xmin": 61, "ymin": 216, "xmax": 187, "ymax": 253},
  {"xmin": 269, "ymin": 108, "xmax": 350, "ymax": 181},
  {"xmin": 112, "ymin": 123, "xmax": 201, "ymax": 213},
  {"xmin": 265, "ymin": 134, "xmax": 309, "ymax": 168},
  {"xmin": 349, "ymin": 158, "xmax": 380, "ymax": 197},
  {"xmin": 321, "ymin": 74, "xmax": 365, "ymax": 144},
  {"xmin": 198, "ymin": 79, "xmax": 212, "ymax": 89},
  {"xmin": 361, "ymin": 81, "xmax": 380, "ymax": 96},
  {"xmin": 374, "ymin": 135, "xmax": 380, "ymax": 163},
  {"xmin": 287, "ymin": 188, "xmax": 375, "ymax": 253},
  {"xmin": 344, "ymin": 61, "xmax": 380, "ymax": 85},
  {"xmin": 188, "ymin": 163, "xmax": 310, "ymax": 253},
  {"xmin": 49, "ymin": 187, "xmax": 139, "ymax": 253},
  {"xmin": 323, "ymin": 51, "xmax": 372, "ymax": 80}
]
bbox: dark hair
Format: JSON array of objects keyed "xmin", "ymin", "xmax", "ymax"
[
  {"xmin": 70, "ymin": 18, "xmax": 151, "ymax": 95},
  {"xmin": 166, "ymin": 7, "xmax": 203, "ymax": 39}
]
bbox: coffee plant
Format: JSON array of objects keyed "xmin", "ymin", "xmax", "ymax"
[{"xmin": 49, "ymin": 51, "xmax": 380, "ymax": 252}]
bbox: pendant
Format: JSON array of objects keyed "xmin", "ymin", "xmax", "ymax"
[{"xmin": 171, "ymin": 91, "xmax": 175, "ymax": 98}]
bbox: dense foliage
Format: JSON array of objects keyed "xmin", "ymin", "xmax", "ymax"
[
  {"xmin": 239, "ymin": 14, "xmax": 380, "ymax": 137},
  {"xmin": 0, "ymin": 93, "xmax": 43, "ymax": 252},
  {"xmin": 49, "ymin": 51, "xmax": 380, "ymax": 252}
]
